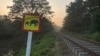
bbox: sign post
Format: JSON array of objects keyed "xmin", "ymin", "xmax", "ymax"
[
  {"xmin": 22, "ymin": 14, "xmax": 40, "ymax": 56},
  {"xmin": 25, "ymin": 31, "xmax": 32, "ymax": 56}
]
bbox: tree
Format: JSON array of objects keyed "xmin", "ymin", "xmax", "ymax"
[
  {"xmin": 40, "ymin": 17, "xmax": 54, "ymax": 34},
  {"xmin": 8, "ymin": 0, "xmax": 53, "ymax": 18},
  {"xmin": 90, "ymin": 9, "xmax": 100, "ymax": 33},
  {"xmin": 0, "ymin": 20, "xmax": 4, "ymax": 36},
  {"xmin": 63, "ymin": 0, "xmax": 88, "ymax": 32},
  {"xmin": 85, "ymin": 0, "xmax": 100, "ymax": 33},
  {"xmin": 62, "ymin": 0, "xmax": 100, "ymax": 33}
]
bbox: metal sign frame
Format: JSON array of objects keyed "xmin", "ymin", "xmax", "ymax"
[{"xmin": 22, "ymin": 13, "xmax": 40, "ymax": 32}]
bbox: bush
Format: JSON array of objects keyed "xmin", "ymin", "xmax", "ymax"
[
  {"xmin": 90, "ymin": 32, "xmax": 100, "ymax": 42},
  {"xmin": 16, "ymin": 32, "xmax": 55, "ymax": 56}
]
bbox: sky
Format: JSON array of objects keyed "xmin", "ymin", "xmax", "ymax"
[
  {"xmin": 0, "ymin": 0, "xmax": 75, "ymax": 27},
  {"xmin": 48, "ymin": 0, "xmax": 75, "ymax": 27}
]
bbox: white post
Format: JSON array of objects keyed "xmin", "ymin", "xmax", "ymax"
[{"xmin": 25, "ymin": 31, "xmax": 33, "ymax": 56}]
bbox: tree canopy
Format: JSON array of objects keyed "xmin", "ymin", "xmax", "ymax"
[
  {"xmin": 62, "ymin": 0, "xmax": 100, "ymax": 33},
  {"xmin": 8, "ymin": 0, "xmax": 53, "ymax": 18}
]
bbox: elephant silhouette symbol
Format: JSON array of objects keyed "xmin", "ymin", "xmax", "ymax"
[{"xmin": 30, "ymin": 20, "xmax": 38, "ymax": 26}]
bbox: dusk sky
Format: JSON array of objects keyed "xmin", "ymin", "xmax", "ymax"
[{"xmin": 0, "ymin": 0, "xmax": 75, "ymax": 27}]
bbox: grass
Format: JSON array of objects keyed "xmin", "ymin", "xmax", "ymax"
[
  {"xmin": 54, "ymin": 38, "xmax": 68, "ymax": 56},
  {"xmin": 90, "ymin": 32, "xmax": 100, "ymax": 42},
  {"xmin": 16, "ymin": 32, "xmax": 55, "ymax": 56},
  {"xmin": 63, "ymin": 31, "xmax": 100, "ymax": 42}
]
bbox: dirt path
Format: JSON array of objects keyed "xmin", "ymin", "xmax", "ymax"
[{"xmin": 54, "ymin": 37, "xmax": 75, "ymax": 56}]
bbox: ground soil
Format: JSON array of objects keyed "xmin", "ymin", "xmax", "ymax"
[{"xmin": 53, "ymin": 37, "xmax": 75, "ymax": 56}]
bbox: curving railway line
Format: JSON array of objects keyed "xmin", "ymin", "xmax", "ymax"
[{"xmin": 55, "ymin": 32, "xmax": 100, "ymax": 56}]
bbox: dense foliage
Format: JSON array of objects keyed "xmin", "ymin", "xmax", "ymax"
[
  {"xmin": 62, "ymin": 0, "xmax": 100, "ymax": 41},
  {"xmin": 0, "ymin": 0, "xmax": 54, "ymax": 55},
  {"xmin": 0, "ymin": 15, "xmax": 54, "ymax": 55},
  {"xmin": 8, "ymin": 0, "xmax": 53, "ymax": 17},
  {"xmin": 16, "ymin": 32, "xmax": 55, "ymax": 56},
  {"xmin": 0, "ymin": 16, "xmax": 26, "ymax": 55}
]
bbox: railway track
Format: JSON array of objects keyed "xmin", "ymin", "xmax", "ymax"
[{"xmin": 55, "ymin": 32, "xmax": 100, "ymax": 56}]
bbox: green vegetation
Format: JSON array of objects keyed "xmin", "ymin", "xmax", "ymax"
[
  {"xmin": 16, "ymin": 32, "xmax": 55, "ymax": 56},
  {"xmin": 62, "ymin": 0, "xmax": 100, "ymax": 42},
  {"xmin": 90, "ymin": 32, "xmax": 100, "ymax": 42},
  {"xmin": 0, "ymin": 15, "xmax": 54, "ymax": 55},
  {"xmin": 0, "ymin": 0, "xmax": 54, "ymax": 55},
  {"xmin": 8, "ymin": 0, "xmax": 53, "ymax": 18},
  {"xmin": 64, "ymin": 31, "xmax": 100, "ymax": 42}
]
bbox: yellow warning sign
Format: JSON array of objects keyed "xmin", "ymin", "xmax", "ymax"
[{"xmin": 22, "ymin": 14, "xmax": 40, "ymax": 32}]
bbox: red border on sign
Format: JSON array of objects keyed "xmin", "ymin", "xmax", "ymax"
[{"xmin": 22, "ymin": 13, "xmax": 41, "ymax": 32}]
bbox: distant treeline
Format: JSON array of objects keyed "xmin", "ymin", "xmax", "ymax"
[{"xmin": 62, "ymin": 0, "xmax": 100, "ymax": 42}]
